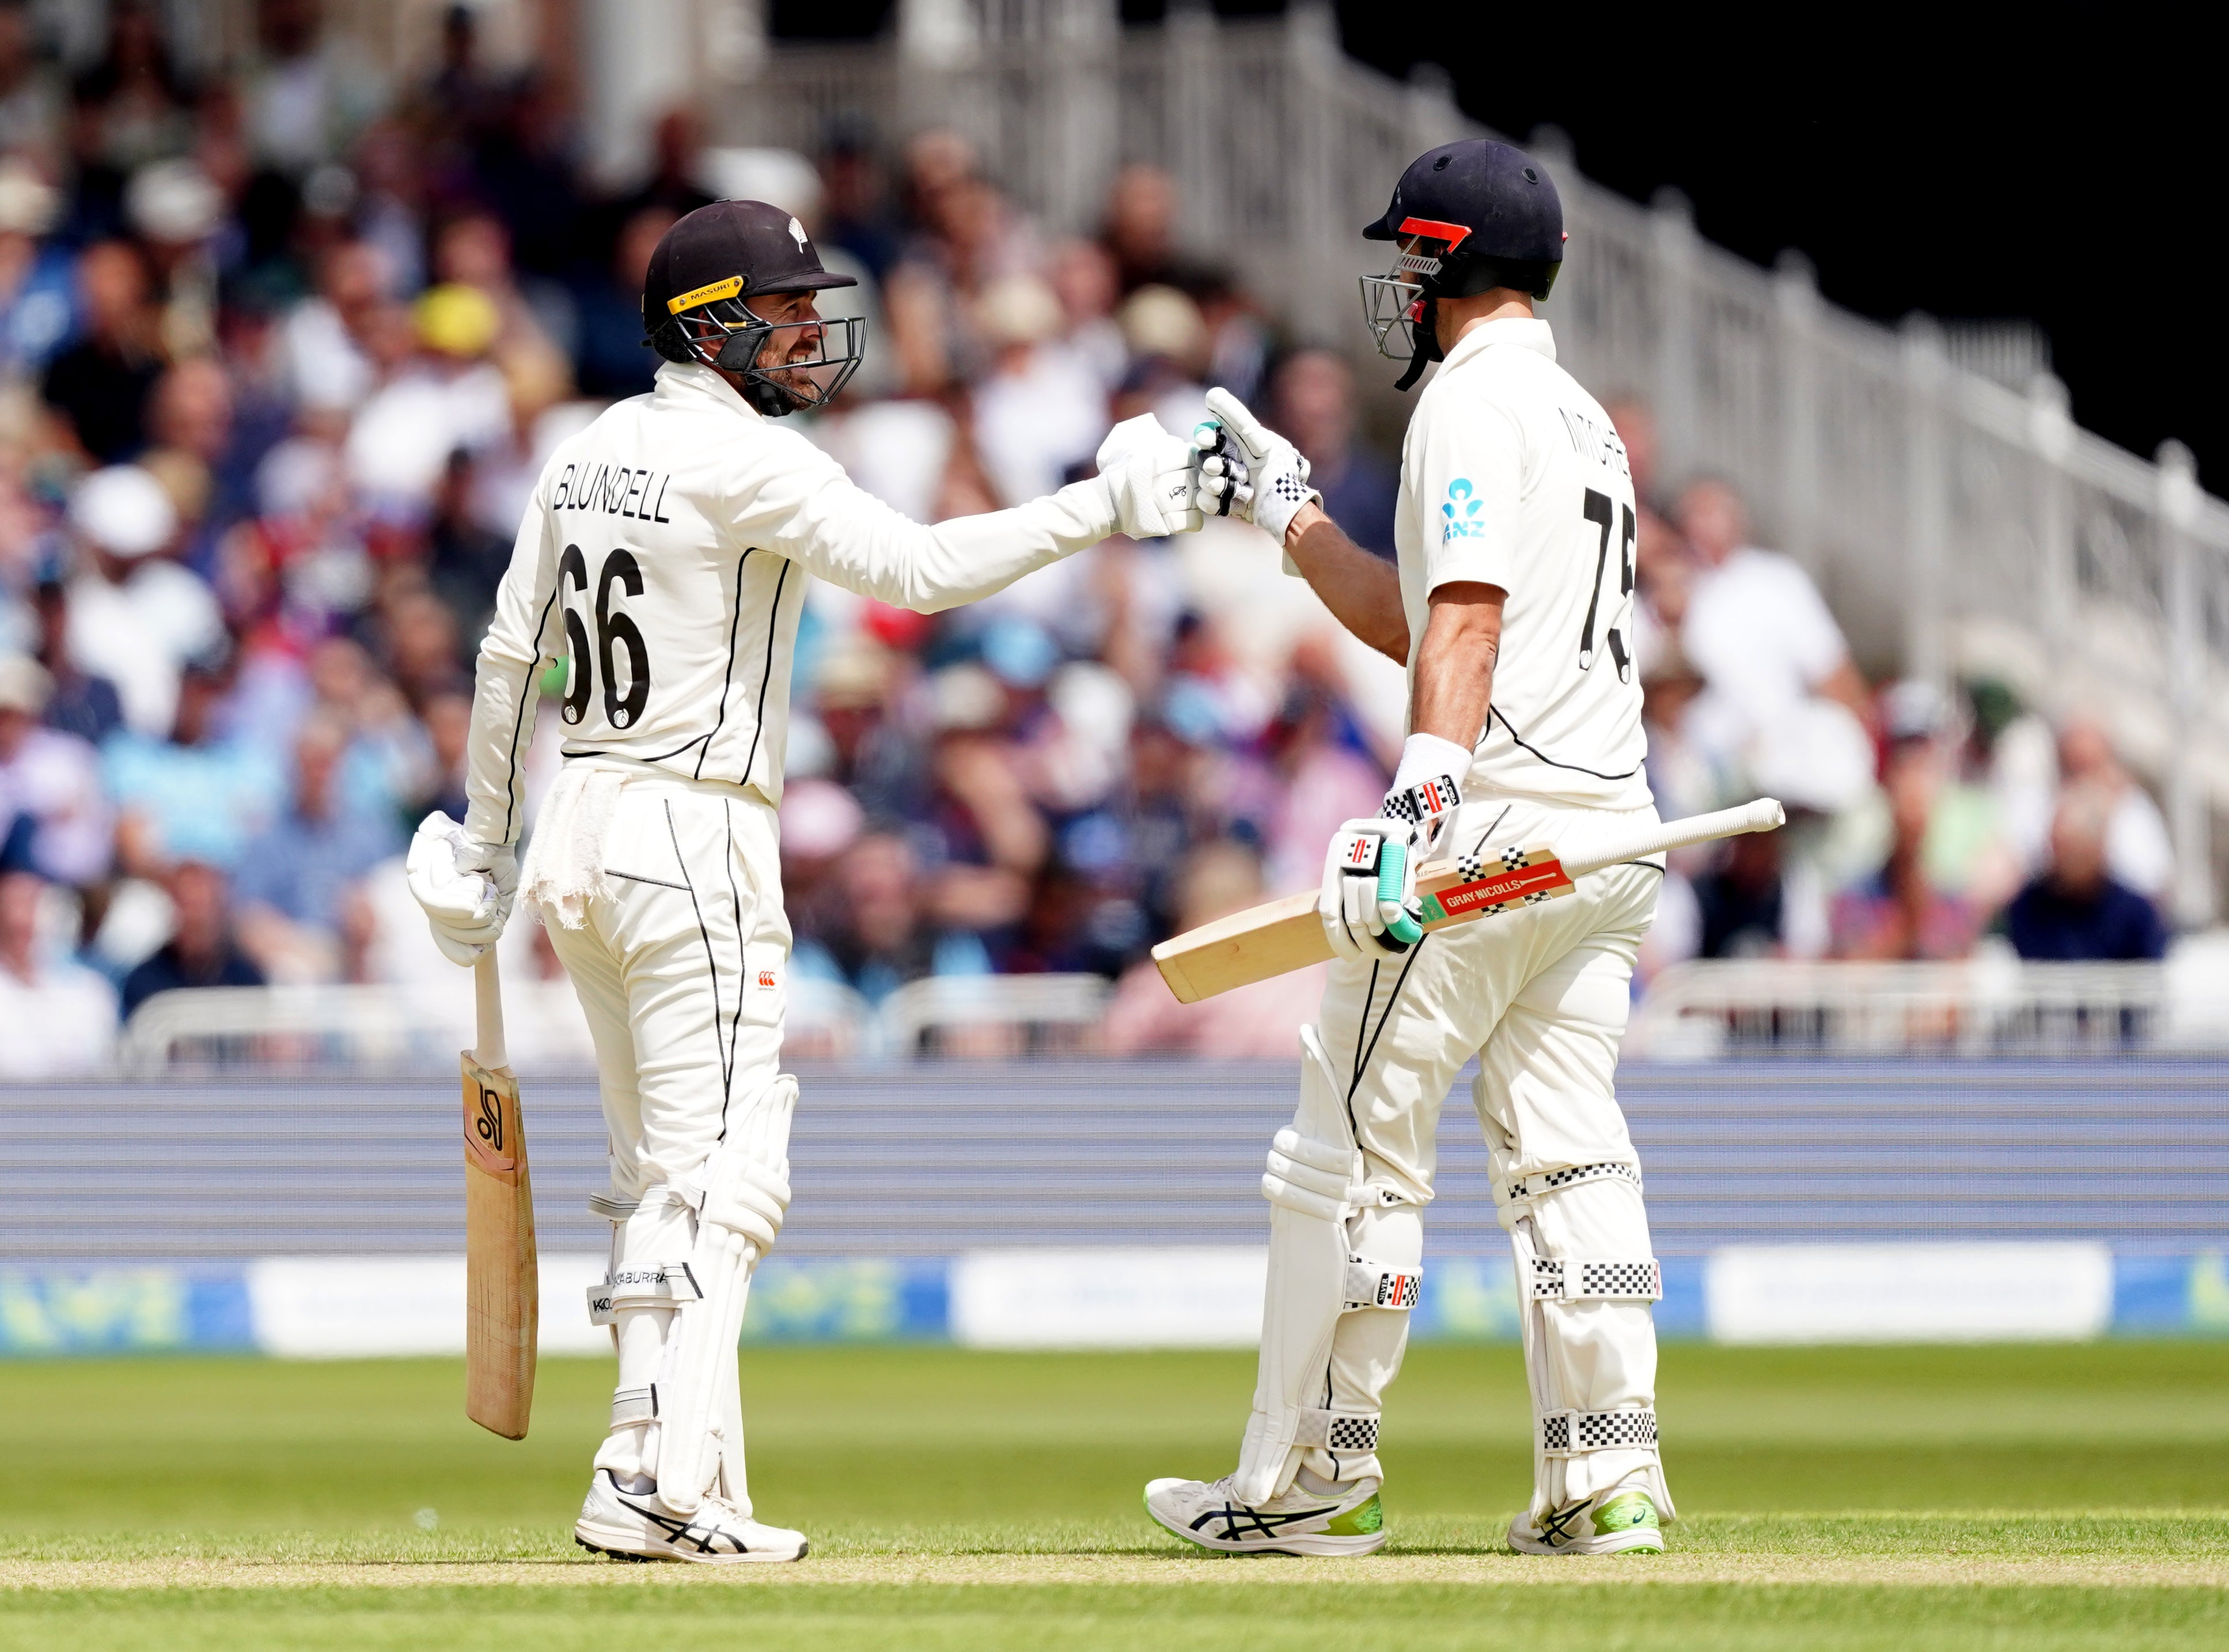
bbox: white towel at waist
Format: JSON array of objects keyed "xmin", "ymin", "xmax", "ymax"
[{"xmin": 520, "ymin": 764, "xmax": 627, "ymax": 929}]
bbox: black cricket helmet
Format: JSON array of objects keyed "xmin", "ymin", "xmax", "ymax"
[
  {"xmin": 642, "ymin": 199, "xmax": 866, "ymax": 417},
  {"xmin": 1359, "ymin": 139, "xmax": 1565, "ymax": 390}
]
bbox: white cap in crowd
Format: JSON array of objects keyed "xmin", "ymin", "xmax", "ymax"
[{"xmin": 68, "ymin": 466, "xmax": 179, "ymax": 561}]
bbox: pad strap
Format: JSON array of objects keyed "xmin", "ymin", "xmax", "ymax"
[
  {"xmin": 1527, "ymin": 1256, "xmax": 1662, "ymax": 1302},
  {"xmin": 1294, "ymin": 1408, "xmax": 1380, "ymax": 1454},
  {"xmin": 1502, "ymin": 1161, "xmax": 1642, "ymax": 1209},
  {"xmin": 1540, "ymin": 1407, "xmax": 1659, "ymax": 1456},
  {"xmin": 609, "ymin": 1385, "xmax": 655, "ymax": 1429},
  {"xmin": 1343, "ymin": 1255, "xmax": 1421, "ymax": 1310},
  {"xmin": 587, "ymin": 1262, "xmax": 703, "ymax": 1324},
  {"xmin": 588, "ymin": 1192, "xmax": 639, "ymax": 1222}
]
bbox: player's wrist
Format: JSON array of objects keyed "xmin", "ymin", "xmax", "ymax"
[
  {"xmin": 1389, "ymin": 732, "xmax": 1473, "ymax": 802},
  {"xmin": 1280, "ymin": 498, "xmax": 1327, "ymax": 552}
]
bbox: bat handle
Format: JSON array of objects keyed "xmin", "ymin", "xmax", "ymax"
[
  {"xmin": 1377, "ymin": 841, "xmax": 1424, "ymax": 946},
  {"xmin": 475, "ymin": 950, "xmax": 507, "ymax": 1071}
]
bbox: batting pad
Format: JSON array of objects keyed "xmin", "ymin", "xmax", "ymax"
[
  {"xmin": 651, "ymin": 1073, "xmax": 798, "ymax": 1519},
  {"xmin": 1235, "ymin": 1025, "xmax": 1364, "ymax": 1506}
]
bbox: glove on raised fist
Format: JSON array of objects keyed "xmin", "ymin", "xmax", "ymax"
[
  {"xmin": 1095, "ymin": 413, "xmax": 1206, "ymax": 541},
  {"xmin": 1192, "ymin": 387, "xmax": 1321, "ymax": 544}
]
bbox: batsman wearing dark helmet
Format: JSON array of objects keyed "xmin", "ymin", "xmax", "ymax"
[
  {"xmin": 405, "ymin": 200, "xmax": 1204, "ymax": 1563},
  {"xmin": 1147, "ymin": 140, "xmax": 1673, "ymax": 1556}
]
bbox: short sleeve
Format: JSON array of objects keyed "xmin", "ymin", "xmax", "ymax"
[{"xmin": 1411, "ymin": 385, "xmax": 1525, "ymax": 596}]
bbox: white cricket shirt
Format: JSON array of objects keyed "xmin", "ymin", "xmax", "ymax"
[
  {"xmin": 1394, "ymin": 317, "xmax": 1652, "ymax": 811},
  {"xmin": 463, "ymin": 361, "xmax": 1120, "ymax": 844}
]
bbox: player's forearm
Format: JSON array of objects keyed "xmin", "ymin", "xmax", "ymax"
[
  {"xmin": 1283, "ymin": 504, "xmax": 1409, "ymax": 663},
  {"xmin": 806, "ymin": 478, "xmax": 1117, "ymax": 613},
  {"xmin": 1408, "ymin": 583, "xmax": 1504, "ymax": 750}
]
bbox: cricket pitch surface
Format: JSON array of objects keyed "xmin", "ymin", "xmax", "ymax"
[{"xmin": 5, "ymin": 1344, "xmax": 2226, "ymax": 1649}]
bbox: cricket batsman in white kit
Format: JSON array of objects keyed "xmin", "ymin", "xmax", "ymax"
[
  {"xmin": 1146, "ymin": 138, "xmax": 1673, "ymax": 1557},
  {"xmin": 405, "ymin": 200, "xmax": 1204, "ymax": 1562}
]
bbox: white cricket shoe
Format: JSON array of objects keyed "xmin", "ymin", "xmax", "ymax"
[
  {"xmin": 1507, "ymin": 1485, "xmax": 1663, "ymax": 1556},
  {"xmin": 574, "ymin": 1469, "xmax": 809, "ymax": 1563},
  {"xmin": 1144, "ymin": 1469, "xmax": 1386, "ymax": 1556}
]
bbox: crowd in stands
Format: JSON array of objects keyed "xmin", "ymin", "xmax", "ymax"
[{"xmin": 0, "ymin": 2, "xmax": 2190, "ymax": 1075}]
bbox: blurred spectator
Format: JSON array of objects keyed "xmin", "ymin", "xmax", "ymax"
[
  {"xmin": 68, "ymin": 1, "xmax": 197, "ymax": 221},
  {"xmin": 63, "ymin": 464, "xmax": 223, "ymax": 736},
  {"xmin": 817, "ymin": 121, "xmax": 899, "ymax": 282},
  {"xmin": 231, "ymin": 714, "xmax": 399, "ymax": 980},
  {"xmin": 794, "ymin": 831, "xmax": 991, "ymax": 1007},
  {"xmin": 1045, "ymin": 236, "xmax": 1125, "ymax": 392},
  {"xmin": 1830, "ymin": 741, "xmax": 1980, "ymax": 960},
  {"xmin": 970, "ymin": 274, "xmax": 1106, "ymax": 506},
  {"xmin": 104, "ymin": 654, "xmax": 283, "ymax": 875},
  {"xmin": 241, "ymin": 0, "xmax": 386, "ymax": 176},
  {"xmin": 1115, "ymin": 282, "xmax": 1211, "ymax": 438},
  {"xmin": 1260, "ymin": 683, "xmax": 1385, "ymax": 895},
  {"xmin": 0, "ymin": 833, "xmax": 116, "ymax": 1077},
  {"xmin": 424, "ymin": 448, "xmax": 510, "ymax": 649},
  {"xmin": 1879, "ymin": 677, "xmax": 2024, "ymax": 916},
  {"xmin": 2005, "ymin": 783, "xmax": 2170, "ymax": 961},
  {"xmin": 0, "ymin": 158, "xmax": 74, "ymax": 378},
  {"xmin": 118, "ymin": 858, "xmax": 264, "ymax": 1018},
  {"xmin": 1272, "ymin": 349, "xmax": 1396, "ymax": 558},
  {"xmin": 1102, "ymin": 839, "xmax": 1324, "ymax": 1056},
  {"xmin": 279, "ymin": 238, "xmax": 388, "ymax": 418},
  {"xmin": 27, "ymin": 579, "xmax": 124, "ymax": 744},
  {"xmin": 1676, "ymin": 478, "xmax": 1875, "ymax": 816},
  {"xmin": 41, "ymin": 240, "xmax": 165, "ymax": 461},
  {"xmin": 2056, "ymin": 716, "xmax": 2173, "ymax": 903},
  {"xmin": 0, "ymin": 3, "xmax": 64, "ymax": 171},
  {"xmin": 0, "ymin": 653, "xmax": 111, "ymax": 886},
  {"xmin": 1102, "ymin": 163, "xmax": 1181, "ymax": 293},
  {"xmin": 1691, "ymin": 831, "xmax": 1788, "ymax": 958},
  {"xmin": 574, "ymin": 206, "xmax": 674, "ymax": 399}
]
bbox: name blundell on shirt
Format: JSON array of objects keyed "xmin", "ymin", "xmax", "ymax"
[{"xmin": 551, "ymin": 461, "xmax": 674, "ymax": 523}]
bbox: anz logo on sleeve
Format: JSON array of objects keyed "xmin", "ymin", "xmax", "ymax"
[{"xmin": 1441, "ymin": 478, "xmax": 1486, "ymax": 543}]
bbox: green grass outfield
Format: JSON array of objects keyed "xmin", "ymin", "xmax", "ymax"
[{"xmin": 3, "ymin": 1342, "xmax": 2227, "ymax": 1649}]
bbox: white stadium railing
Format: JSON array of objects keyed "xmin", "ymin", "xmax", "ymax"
[
  {"xmin": 715, "ymin": 4, "xmax": 2229, "ymax": 922},
  {"xmin": 104, "ymin": 950, "xmax": 2229, "ymax": 1074},
  {"xmin": 1628, "ymin": 953, "xmax": 2229, "ymax": 1061},
  {"xmin": 114, "ymin": 973, "xmax": 1108, "ymax": 1074}
]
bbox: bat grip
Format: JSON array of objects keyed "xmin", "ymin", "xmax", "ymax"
[
  {"xmin": 475, "ymin": 950, "xmax": 507, "ymax": 1071},
  {"xmin": 1376, "ymin": 840, "xmax": 1423, "ymax": 946},
  {"xmin": 1561, "ymin": 798, "xmax": 1787, "ymax": 877}
]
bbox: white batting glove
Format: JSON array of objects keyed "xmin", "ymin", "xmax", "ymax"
[
  {"xmin": 1199, "ymin": 387, "xmax": 1321, "ymax": 544},
  {"xmin": 405, "ymin": 810, "xmax": 518, "ymax": 967},
  {"xmin": 1317, "ymin": 774, "xmax": 1462, "ymax": 962},
  {"xmin": 1095, "ymin": 413, "xmax": 1206, "ymax": 540}
]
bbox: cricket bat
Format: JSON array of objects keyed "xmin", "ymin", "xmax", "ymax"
[
  {"xmin": 463, "ymin": 950, "xmax": 537, "ymax": 1439},
  {"xmin": 1154, "ymin": 798, "xmax": 1786, "ymax": 1005}
]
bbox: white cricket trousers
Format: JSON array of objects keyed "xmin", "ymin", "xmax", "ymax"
[
  {"xmin": 1307, "ymin": 795, "xmax": 1671, "ymax": 1522},
  {"xmin": 537, "ymin": 765, "xmax": 793, "ymax": 1490}
]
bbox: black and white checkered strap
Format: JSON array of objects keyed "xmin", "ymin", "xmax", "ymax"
[
  {"xmin": 1527, "ymin": 1256, "xmax": 1663, "ymax": 1302},
  {"xmin": 1382, "ymin": 774, "xmax": 1462, "ymax": 826},
  {"xmin": 1344, "ymin": 1255, "xmax": 1423, "ymax": 1310},
  {"xmin": 1540, "ymin": 1407, "xmax": 1659, "ymax": 1456},
  {"xmin": 1295, "ymin": 1408, "xmax": 1381, "ymax": 1454},
  {"xmin": 1502, "ymin": 1161, "xmax": 1643, "ymax": 1207}
]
